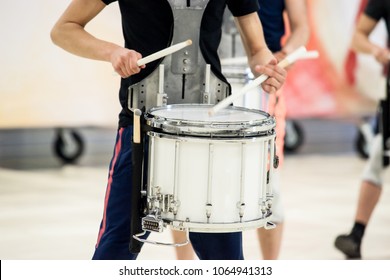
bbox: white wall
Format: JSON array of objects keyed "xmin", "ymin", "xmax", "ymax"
[{"xmin": 0, "ymin": 1, "xmax": 123, "ymax": 128}]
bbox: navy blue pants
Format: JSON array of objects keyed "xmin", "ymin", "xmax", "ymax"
[{"xmin": 92, "ymin": 126, "xmax": 244, "ymax": 260}]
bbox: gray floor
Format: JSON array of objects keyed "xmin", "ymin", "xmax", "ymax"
[{"xmin": 0, "ymin": 118, "xmax": 389, "ymax": 260}]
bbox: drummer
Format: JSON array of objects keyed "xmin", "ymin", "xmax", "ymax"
[
  {"xmin": 256, "ymin": 0, "xmax": 310, "ymax": 260},
  {"xmin": 51, "ymin": 0, "xmax": 286, "ymax": 260}
]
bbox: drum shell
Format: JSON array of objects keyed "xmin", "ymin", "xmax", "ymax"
[{"xmin": 147, "ymin": 132, "xmax": 275, "ymax": 227}]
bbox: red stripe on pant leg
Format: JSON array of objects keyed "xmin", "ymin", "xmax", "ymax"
[{"xmin": 95, "ymin": 128, "xmax": 124, "ymax": 248}]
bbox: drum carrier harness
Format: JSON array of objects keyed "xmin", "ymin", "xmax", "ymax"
[{"xmin": 128, "ymin": 0, "xmax": 230, "ymax": 111}]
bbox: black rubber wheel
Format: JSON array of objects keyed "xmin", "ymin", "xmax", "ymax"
[
  {"xmin": 355, "ymin": 116, "xmax": 378, "ymax": 160},
  {"xmin": 355, "ymin": 130, "xmax": 370, "ymax": 159},
  {"xmin": 284, "ymin": 120, "xmax": 304, "ymax": 153},
  {"xmin": 53, "ymin": 128, "xmax": 85, "ymax": 164}
]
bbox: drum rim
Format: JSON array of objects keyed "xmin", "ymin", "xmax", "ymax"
[
  {"xmin": 148, "ymin": 130, "xmax": 275, "ymax": 141},
  {"xmin": 145, "ymin": 104, "xmax": 275, "ymax": 137}
]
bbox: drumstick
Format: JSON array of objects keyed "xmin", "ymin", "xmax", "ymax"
[
  {"xmin": 220, "ymin": 51, "xmax": 319, "ymax": 66},
  {"xmin": 208, "ymin": 46, "xmax": 310, "ymax": 116},
  {"xmin": 133, "ymin": 109, "xmax": 142, "ymax": 144},
  {"xmin": 299, "ymin": 50, "xmax": 320, "ymax": 60},
  {"xmin": 137, "ymin": 39, "xmax": 193, "ymax": 66}
]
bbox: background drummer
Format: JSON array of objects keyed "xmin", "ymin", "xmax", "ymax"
[
  {"xmin": 255, "ymin": 0, "xmax": 310, "ymax": 260},
  {"xmin": 50, "ymin": 0, "xmax": 286, "ymax": 260},
  {"xmin": 334, "ymin": 0, "xmax": 390, "ymax": 259}
]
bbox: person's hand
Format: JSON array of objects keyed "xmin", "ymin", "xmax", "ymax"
[
  {"xmin": 273, "ymin": 50, "xmax": 287, "ymax": 62},
  {"xmin": 274, "ymin": 50, "xmax": 294, "ymax": 71},
  {"xmin": 372, "ymin": 47, "xmax": 390, "ymax": 65},
  {"xmin": 110, "ymin": 47, "xmax": 145, "ymax": 78},
  {"xmin": 253, "ymin": 58, "xmax": 287, "ymax": 94}
]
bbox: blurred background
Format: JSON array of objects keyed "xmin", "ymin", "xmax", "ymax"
[{"xmin": 0, "ymin": 0, "xmax": 389, "ymax": 260}]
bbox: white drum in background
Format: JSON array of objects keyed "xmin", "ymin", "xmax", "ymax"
[
  {"xmin": 144, "ymin": 104, "xmax": 276, "ymax": 233},
  {"xmin": 222, "ymin": 64, "xmax": 268, "ymax": 111}
]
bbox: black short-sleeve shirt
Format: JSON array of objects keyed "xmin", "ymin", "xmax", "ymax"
[
  {"xmin": 365, "ymin": 0, "xmax": 390, "ymax": 37},
  {"xmin": 100, "ymin": 0, "xmax": 259, "ymax": 126},
  {"xmin": 257, "ymin": 0, "xmax": 285, "ymax": 53}
]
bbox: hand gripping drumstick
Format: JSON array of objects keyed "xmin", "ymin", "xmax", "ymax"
[
  {"xmin": 137, "ymin": 39, "xmax": 192, "ymax": 66},
  {"xmin": 209, "ymin": 46, "xmax": 319, "ymax": 116}
]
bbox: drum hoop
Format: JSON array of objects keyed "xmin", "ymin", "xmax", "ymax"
[
  {"xmin": 145, "ymin": 104, "xmax": 275, "ymax": 137},
  {"xmin": 147, "ymin": 130, "xmax": 275, "ymax": 141},
  {"xmin": 170, "ymin": 213, "xmax": 273, "ymax": 233}
]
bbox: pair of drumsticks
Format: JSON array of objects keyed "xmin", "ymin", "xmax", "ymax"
[{"xmin": 134, "ymin": 39, "xmax": 318, "ymax": 115}]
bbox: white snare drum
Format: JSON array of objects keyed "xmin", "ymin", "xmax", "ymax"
[{"xmin": 143, "ymin": 104, "xmax": 276, "ymax": 234}]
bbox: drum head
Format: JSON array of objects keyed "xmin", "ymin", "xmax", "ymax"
[{"xmin": 146, "ymin": 104, "xmax": 275, "ymax": 137}]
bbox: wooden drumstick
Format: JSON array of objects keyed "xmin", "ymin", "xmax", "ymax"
[
  {"xmin": 133, "ymin": 109, "xmax": 142, "ymax": 144},
  {"xmin": 209, "ymin": 46, "xmax": 312, "ymax": 116},
  {"xmin": 137, "ymin": 39, "xmax": 193, "ymax": 66}
]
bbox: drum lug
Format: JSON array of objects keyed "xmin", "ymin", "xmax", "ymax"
[
  {"xmin": 147, "ymin": 186, "xmax": 161, "ymax": 211},
  {"xmin": 148, "ymin": 186, "xmax": 179, "ymax": 215},
  {"xmin": 237, "ymin": 202, "xmax": 246, "ymax": 218},
  {"xmin": 264, "ymin": 221, "xmax": 276, "ymax": 230},
  {"xmin": 161, "ymin": 194, "xmax": 180, "ymax": 214},
  {"xmin": 273, "ymin": 155, "xmax": 279, "ymax": 169},
  {"xmin": 266, "ymin": 198, "xmax": 273, "ymax": 209},
  {"xmin": 205, "ymin": 203, "xmax": 213, "ymax": 219},
  {"xmin": 260, "ymin": 201, "xmax": 270, "ymax": 217},
  {"xmin": 162, "ymin": 194, "xmax": 170, "ymax": 213},
  {"xmin": 170, "ymin": 199, "xmax": 180, "ymax": 215}
]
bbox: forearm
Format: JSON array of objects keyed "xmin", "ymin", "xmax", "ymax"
[
  {"xmin": 351, "ymin": 14, "xmax": 389, "ymax": 64},
  {"xmin": 50, "ymin": 22, "xmax": 120, "ymax": 62},
  {"xmin": 50, "ymin": 3, "xmax": 143, "ymax": 79},
  {"xmin": 282, "ymin": 25, "xmax": 310, "ymax": 54},
  {"xmin": 352, "ymin": 30, "xmax": 390, "ymax": 65},
  {"xmin": 235, "ymin": 12, "xmax": 286, "ymax": 94},
  {"xmin": 283, "ymin": 0, "xmax": 309, "ymax": 54},
  {"xmin": 235, "ymin": 13, "xmax": 274, "ymax": 69},
  {"xmin": 351, "ymin": 31, "xmax": 382, "ymax": 55}
]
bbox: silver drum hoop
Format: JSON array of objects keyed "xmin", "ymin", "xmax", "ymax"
[
  {"xmin": 172, "ymin": 215, "xmax": 273, "ymax": 233},
  {"xmin": 145, "ymin": 104, "xmax": 275, "ymax": 138}
]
